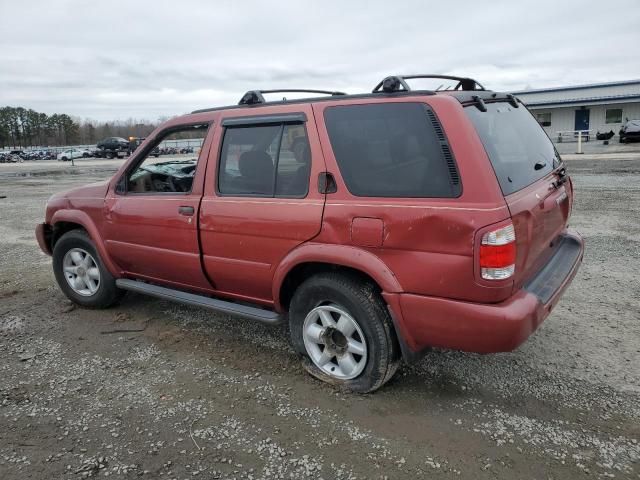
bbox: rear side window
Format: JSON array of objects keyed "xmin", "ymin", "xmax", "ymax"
[
  {"xmin": 218, "ymin": 123, "xmax": 310, "ymax": 197},
  {"xmin": 465, "ymin": 103, "xmax": 558, "ymax": 195},
  {"xmin": 323, "ymin": 103, "xmax": 461, "ymax": 198}
]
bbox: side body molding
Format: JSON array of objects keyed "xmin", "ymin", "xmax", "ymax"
[{"xmin": 272, "ymin": 242, "xmax": 403, "ymax": 311}]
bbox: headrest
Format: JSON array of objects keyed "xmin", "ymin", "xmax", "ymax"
[{"xmin": 238, "ymin": 150, "xmax": 273, "ymax": 179}]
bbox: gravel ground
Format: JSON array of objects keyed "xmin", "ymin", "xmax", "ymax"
[{"xmin": 0, "ymin": 156, "xmax": 638, "ymax": 479}]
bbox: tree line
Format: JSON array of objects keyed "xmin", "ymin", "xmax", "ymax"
[{"xmin": 0, "ymin": 106, "xmax": 159, "ymax": 149}]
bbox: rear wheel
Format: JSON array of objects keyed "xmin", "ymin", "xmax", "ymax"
[
  {"xmin": 52, "ymin": 230, "xmax": 124, "ymax": 308},
  {"xmin": 289, "ymin": 273, "xmax": 400, "ymax": 393}
]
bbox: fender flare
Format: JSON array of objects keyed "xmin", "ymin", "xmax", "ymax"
[
  {"xmin": 50, "ymin": 210, "xmax": 121, "ymax": 277},
  {"xmin": 272, "ymin": 243, "xmax": 402, "ymax": 311}
]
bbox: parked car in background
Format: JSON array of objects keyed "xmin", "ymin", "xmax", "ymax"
[
  {"xmin": 57, "ymin": 148, "xmax": 91, "ymax": 161},
  {"xmin": 0, "ymin": 152, "xmax": 23, "ymax": 163},
  {"xmin": 619, "ymin": 119, "xmax": 640, "ymax": 143},
  {"xmin": 36, "ymin": 74, "xmax": 584, "ymax": 392},
  {"xmin": 129, "ymin": 137, "xmax": 161, "ymax": 157},
  {"xmin": 95, "ymin": 137, "xmax": 130, "ymax": 159},
  {"xmin": 97, "ymin": 137, "xmax": 129, "ymax": 150}
]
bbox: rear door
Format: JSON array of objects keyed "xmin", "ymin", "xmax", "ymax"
[
  {"xmin": 199, "ymin": 104, "xmax": 325, "ymax": 304},
  {"xmin": 465, "ymin": 101, "xmax": 572, "ymax": 288}
]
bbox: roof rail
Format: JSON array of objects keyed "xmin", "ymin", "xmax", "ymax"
[
  {"xmin": 372, "ymin": 75, "xmax": 485, "ymax": 93},
  {"xmin": 238, "ymin": 89, "xmax": 347, "ymax": 105}
]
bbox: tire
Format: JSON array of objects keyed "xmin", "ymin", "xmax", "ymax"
[
  {"xmin": 106, "ymin": 152, "xmax": 114, "ymax": 159},
  {"xmin": 52, "ymin": 229, "xmax": 124, "ymax": 308},
  {"xmin": 289, "ymin": 272, "xmax": 401, "ymax": 393}
]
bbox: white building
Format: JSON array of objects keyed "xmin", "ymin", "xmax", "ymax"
[{"xmin": 513, "ymin": 80, "xmax": 640, "ymax": 142}]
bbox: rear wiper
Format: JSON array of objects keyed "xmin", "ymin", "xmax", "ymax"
[
  {"xmin": 534, "ymin": 161, "xmax": 547, "ymax": 171},
  {"xmin": 552, "ymin": 167, "xmax": 568, "ymax": 189}
]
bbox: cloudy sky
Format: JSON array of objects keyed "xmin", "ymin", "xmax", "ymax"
[{"xmin": 1, "ymin": 0, "xmax": 639, "ymax": 122}]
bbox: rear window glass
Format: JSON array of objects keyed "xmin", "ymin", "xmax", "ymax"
[
  {"xmin": 465, "ymin": 102, "xmax": 559, "ymax": 195},
  {"xmin": 323, "ymin": 103, "xmax": 460, "ymax": 198}
]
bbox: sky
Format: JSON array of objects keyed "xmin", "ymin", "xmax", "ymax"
[{"xmin": 1, "ymin": 0, "xmax": 639, "ymax": 122}]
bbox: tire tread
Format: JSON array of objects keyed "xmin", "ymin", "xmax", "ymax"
[
  {"xmin": 290, "ymin": 272, "xmax": 400, "ymax": 393},
  {"xmin": 52, "ymin": 229, "xmax": 123, "ymax": 309}
]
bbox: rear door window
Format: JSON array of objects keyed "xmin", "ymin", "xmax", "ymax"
[
  {"xmin": 323, "ymin": 103, "xmax": 461, "ymax": 198},
  {"xmin": 218, "ymin": 123, "xmax": 311, "ymax": 197},
  {"xmin": 465, "ymin": 102, "xmax": 559, "ymax": 195}
]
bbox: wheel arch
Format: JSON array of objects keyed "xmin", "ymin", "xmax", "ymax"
[
  {"xmin": 273, "ymin": 244, "xmax": 425, "ymax": 364},
  {"xmin": 50, "ymin": 210, "xmax": 120, "ymax": 277},
  {"xmin": 273, "ymin": 244, "xmax": 402, "ymax": 313}
]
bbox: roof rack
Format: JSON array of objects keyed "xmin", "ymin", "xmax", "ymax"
[
  {"xmin": 238, "ymin": 89, "xmax": 347, "ymax": 106},
  {"xmin": 372, "ymin": 75, "xmax": 486, "ymax": 93}
]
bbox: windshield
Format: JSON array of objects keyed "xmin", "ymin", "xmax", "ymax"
[{"xmin": 465, "ymin": 102, "xmax": 560, "ymax": 195}]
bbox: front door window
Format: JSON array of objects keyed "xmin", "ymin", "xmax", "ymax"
[{"xmin": 126, "ymin": 124, "xmax": 208, "ymax": 194}]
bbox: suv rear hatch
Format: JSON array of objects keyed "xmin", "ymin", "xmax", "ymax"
[{"xmin": 465, "ymin": 100, "xmax": 572, "ymax": 290}]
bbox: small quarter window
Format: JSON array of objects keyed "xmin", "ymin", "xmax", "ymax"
[{"xmin": 605, "ymin": 108, "xmax": 622, "ymax": 124}]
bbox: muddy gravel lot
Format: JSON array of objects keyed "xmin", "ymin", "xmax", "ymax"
[{"xmin": 1, "ymin": 157, "xmax": 639, "ymax": 479}]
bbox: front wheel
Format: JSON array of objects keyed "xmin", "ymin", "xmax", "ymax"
[
  {"xmin": 289, "ymin": 273, "xmax": 400, "ymax": 393},
  {"xmin": 52, "ymin": 230, "xmax": 124, "ymax": 308}
]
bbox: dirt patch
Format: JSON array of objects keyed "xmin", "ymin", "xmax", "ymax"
[{"xmin": 0, "ymin": 158, "xmax": 638, "ymax": 479}]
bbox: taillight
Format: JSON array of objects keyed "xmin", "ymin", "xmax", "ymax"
[{"xmin": 480, "ymin": 223, "xmax": 516, "ymax": 280}]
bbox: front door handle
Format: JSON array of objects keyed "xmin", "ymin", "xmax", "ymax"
[{"xmin": 178, "ymin": 206, "xmax": 195, "ymax": 216}]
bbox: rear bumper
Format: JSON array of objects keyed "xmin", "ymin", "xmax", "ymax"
[
  {"xmin": 385, "ymin": 230, "xmax": 584, "ymax": 358},
  {"xmin": 35, "ymin": 223, "xmax": 53, "ymax": 256}
]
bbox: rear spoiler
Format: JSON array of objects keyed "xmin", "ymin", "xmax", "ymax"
[{"xmin": 453, "ymin": 91, "xmax": 521, "ymax": 110}]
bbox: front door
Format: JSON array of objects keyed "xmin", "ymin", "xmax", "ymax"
[
  {"xmin": 103, "ymin": 123, "xmax": 214, "ymax": 292},
  {"xmin": 199, "ymin": 104, "xmax": 325, "ymax": 305},
  {"xmin": 574, "ymin": 109, "xmax": 590, "ymax": 133}
]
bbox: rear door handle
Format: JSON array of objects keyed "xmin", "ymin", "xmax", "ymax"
[{"xmin": 178, "ymin": 206, "xmax": 195, "ymax": 216}]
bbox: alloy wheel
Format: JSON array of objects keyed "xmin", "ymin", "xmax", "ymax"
[
  {"xmin": 62, "ymin": 248, "xmax": 100, "ymax": 296},
  {"xmin": 302, "ymin": 304, "xmax": 367, "ymax": 380}
]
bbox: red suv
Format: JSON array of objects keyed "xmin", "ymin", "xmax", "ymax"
[{"xmin": 36, "ymin": 75, "xmax": 584, "ymax": 392}]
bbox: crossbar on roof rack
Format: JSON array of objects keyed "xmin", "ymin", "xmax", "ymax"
[
  {"xmin": 238, "ymin": 89, "xmax": 347, "ymax": 105},
  {"xmin": 372, "ymin": 75, "xmax": 485, "ymax": 93}
]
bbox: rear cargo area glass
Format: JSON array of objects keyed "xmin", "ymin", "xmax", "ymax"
[
  {"xmin": 324, "ymin": 103, "xmax": 461, "ymax": 198},
  {"xmin": 465, "ymin": 103, "xmax": 557, "ymax": 195}
]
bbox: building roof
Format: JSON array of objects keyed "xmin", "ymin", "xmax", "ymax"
[
  {"xmin": 513, "ymin": 80, "xmax": 640, "ymax": 109},
  {"xmin": 512, "ymin": 79, "xmax": 640, "ymax": 95}
]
